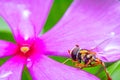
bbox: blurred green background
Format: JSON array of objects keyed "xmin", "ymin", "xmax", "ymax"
[{"xmin": 0, "ymin": 0, "xmax": 120, "ymax": 80}]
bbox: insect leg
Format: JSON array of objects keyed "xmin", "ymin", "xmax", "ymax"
[
  {"xmin": 75, "ymin": 62, "xmax": 85, "ymax": 69},
  {"xmin": 89, "ymin": 58, "xmax": 102, "ymax": 67},
  {"xmin": 76, "ymin": 59, "xmax": 92, "ymax": 69},
  {"xmin": 101, "ymin": 62, "xmax": 112, "ymax": 80},
  {"xmin": 62, "ymin": 50, "xmax": 72, "ymax": 64},
  {"xmin": 84, "ymin": 59, "xmax": 92, "ymax": 68},
  {"xmin": 62, "ymin": 58, "xmax": 71, "ymax": 64},
  {"xmin": 90, "ymin": 60, "xmax": 101, "ymax": 67}
]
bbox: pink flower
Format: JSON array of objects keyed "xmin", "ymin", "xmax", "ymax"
[
  {"xmin": 0, "ymin": 0, "xmax": 99, "ymax": 80},
  {"xmin": 43, "ymin": 0, "xmax": 120, "ymax": 62},
  {"xmin": 0, "ymin": 0, "xmax": 120, "ymax": 80}
]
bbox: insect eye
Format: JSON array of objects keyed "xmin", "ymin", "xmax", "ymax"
[{"xmin": 71, "ymin": 47, "xmax": 79, "ymax": 61}]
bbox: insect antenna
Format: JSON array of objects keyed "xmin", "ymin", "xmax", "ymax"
[{"xmin": 75, "ymin": 45, "xmax": 79, "ymax": 47}]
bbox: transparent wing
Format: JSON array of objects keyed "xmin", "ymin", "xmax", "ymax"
[{"xmin": 93, "ymin": 34, "xmax": 120, "ymax": 62}]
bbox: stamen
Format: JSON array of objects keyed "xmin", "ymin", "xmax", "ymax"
[{"xmin": 20, "ymin": 46, "xmax": 30, "ymax": 53}]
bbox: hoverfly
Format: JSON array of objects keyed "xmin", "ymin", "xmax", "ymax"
[{"xmin": 63, "ymin": 44, "xmax": 112, "ymax": 80}]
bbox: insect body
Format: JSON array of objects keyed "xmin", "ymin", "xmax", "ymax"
[
  {"xmin": 69, "ymin": 45, "xmax": 101, "ymax": 68},
  {"xmin": 64, "ymin": 45, "xmax": 111, "ymax": 80}
]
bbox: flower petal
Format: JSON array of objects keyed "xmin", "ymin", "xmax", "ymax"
[
  {"xmin": 41, "ymin": 0, "xmax": 120, "ymax": 57},
  {"xmin": 95, "ymin": 35, "xmax": 120, "ymax": 62},
  {"xmin": 0, "ymin": 40, "xmax": 17, "ymax": 58},
  {"xmin": 0, "ymin": 55, "xmax": 25, "ymax": 80},
  {"xmin": 27, "ymin": 55, "xmax": 99, "ymax": 80},
  {"xmin": 0, "ymin": 0, "xmax": 53, "ymax": 43}
]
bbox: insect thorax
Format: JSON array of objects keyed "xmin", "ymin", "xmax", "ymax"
[{"xmin": 78, "ymin": 49, "xmax": 95, "ymax": 64}]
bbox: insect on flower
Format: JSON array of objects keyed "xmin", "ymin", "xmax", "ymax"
[{"xmin": 63, "ymin": 45, "xmax": 112, "ymax": 80}]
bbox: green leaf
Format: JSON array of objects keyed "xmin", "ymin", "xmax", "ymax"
[
  {"xmin": 0, "ymin": 18, "xmax": 15, "ymax": 42},
  {"xmin": 0, "ymin": 17, "xmax": 11, "ymax": 32},
  {"xmin": 0, "ymin": 57, "xmax": 11, "ymax": 66},
  {"xmin": 83, "ymin": 65, "xmax": 101, "ymax": 75},
  {"xmin": 43, "ymin": 0, "xmax": 73, "ymax": 33},
  {"xmin": 22, "ymin": 66, "xmax": 32, "ymax": 80},
  {"xmin": 50, "ymin": 56, "xmax": 101, "ymax": 75}
]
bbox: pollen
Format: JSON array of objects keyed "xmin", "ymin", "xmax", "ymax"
[{"xmin": 20, "ymin": 46, "xmax": 30, "ymax": 53}]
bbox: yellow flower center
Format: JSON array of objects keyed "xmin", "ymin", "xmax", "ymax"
[{"xmin": 20, "ymin": 46, "xmax": 30, "ymax": 53}]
